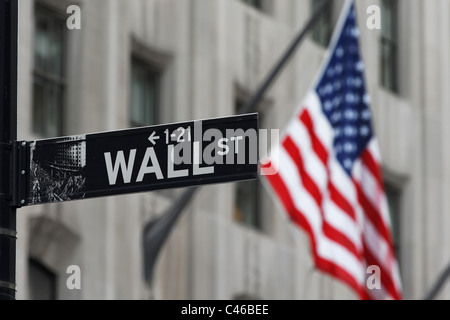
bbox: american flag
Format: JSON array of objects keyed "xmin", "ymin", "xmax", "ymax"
[{"xmin": 261, "ymin": 0, "xmax": 402, "ymax": 300}]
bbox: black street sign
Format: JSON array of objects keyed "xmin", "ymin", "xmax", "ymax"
[{"xmin": 14, "ymin": 113, "xmax": 258, "ymax": 207}]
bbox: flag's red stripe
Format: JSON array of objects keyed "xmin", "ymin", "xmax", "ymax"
[
  {"xmin": 360, "ymin": 149, "xmax": 384, "ymax": 189},
  {"xmin": 299, "ymin": 109, "xmax": 328, "ymax": 165},
  {"xmin": 261, "ymin": 162, "xmax": 317, "ymax": 244},
  {"xmin": 354, "ymin": 180, "xmax": 394, "ymax": 247},
  {"xmin": 262, "ymin": 163, "xmax": 368, "ymax": 300},
  {"xmin": 283, "ymin": 137, "xmax": 363, "ymax": 262},
  {"xmin": 298, "ymin": 109, "xmax": 359, "ymax": 224},
  {"xmin": 328, "ymin": 182, "xmax": 357, "ymax": 222},
  {"xmin": 315, "ymin": 256, "xmax": 370, "ymax": 300},
  {"xmin": 283, "ymin": 137, "xmax": 323, "ymax": 205},
  {"xmin": 363, "ymin": 242, "xmax": 402, "ymax": 300}
]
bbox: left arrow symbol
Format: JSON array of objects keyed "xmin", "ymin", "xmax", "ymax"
[{"xmin": 148, "ymin": 131, "xmax": 160, "ymax": 145}]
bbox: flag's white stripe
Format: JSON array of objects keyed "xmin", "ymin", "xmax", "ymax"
[
  {"xmin": 278, "ymin": 148, "xmax": 365, "ymax": 285},
  {"xmin": 287, "ymin": 120, "xmax": 328, "ymax": 192},
  {"xmin": 367, "ymin": 288, "xmax": 394, "ymax": 301},
  {"xmin": 356, "ymin": 157, "xmax": 395, "ymax": 240},
  {"xmin": 364, "ymin": 218, "xmax": 390, "ymax": 266},
  {"xmin": 364, "ymin": 141, "xmax": 394, "ymax": 230},
  {"xmin": 353, "ymin": 166, "xmax": 402, "ymax": 296},
  {"xmin": 302, "ymin": 91, "xmax": 335, "ymax": 150},
  {"xmin": 392, "ymin": 260, "xmax": 403, "ymax": 292},
  {"xmin": 359, "ymin": 161, "xmax": 382, "ymax": 212},
  {"xmin": 329, "ymin": 157, "xmax": 358, "ymax": 204},
  {"xmin": 377, "ymin": 187, "xmax": 393, "ymax": 231},
  {"xmin": 357, "ymin": 158, "xmax": 392, "ymax": 230},
  {"xmin": 316, "ymin": 235, "xmax": 365, "ymax": 287},
  {"xmin": 367, "ymin": 138, "xmax": 382, "ymax": 164},
  {"xmin": 363, "ymin": 213, "xmax": 403, "ymax": 294},
  {"xmin": 328, "ymin": 158, "xmax": 362, "ymax": 225},
  {"xmin": 324, "ymin": 199, "xmax": 363, "ymax": 252}
]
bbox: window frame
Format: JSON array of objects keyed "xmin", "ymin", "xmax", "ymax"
[
  {"xmin": 32, "ymin": 3, "xmax": 68, "ymax": 138},
  {"xmin": 380, "ymin": 0, "xmax": 399, "ymax": 93},
  {"xmin": 233, "ymin": 96, "xmax": 264, "ymax": 231},
  {"xmin": 240, "ymin": 0, "xmax": 273, "ymax": 14},
  {"xmin": 28, "ymin": 258, "xmax": 57, "ymax": 300},
  {"xmin": 310, "ymin": 0, "xmax": 333, "ymax": 48},
  {"xmin": 385, "ymin": 184, "xmax": 402, "ymax": 260},
  {"xmin": 129, "ymin": 56, "xmax": 162, "ymax": 128},
  {"xmin": 234, "ymin": 178, "xmax": 262, "ymax": 230}
]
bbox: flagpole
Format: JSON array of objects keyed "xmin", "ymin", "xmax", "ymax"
[
  {"xmin": 423, "ymin": 262, "xmax": 450, "ymax": 300},
  {"xmin": 143, "ymin": 0, "xmax": 333, "ymax": 287}
]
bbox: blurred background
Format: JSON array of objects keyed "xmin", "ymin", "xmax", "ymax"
[{"xmin": 15, "ymin": 0, "xmax": 450, "ymax": 300}]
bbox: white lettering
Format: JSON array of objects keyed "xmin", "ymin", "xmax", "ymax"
[
  {"xmin": 217, "ymin": 138, "xmax": 229, "ymax": 156},
  {"xmin": 181, "ymin": 304, "xmax": 215, "ymax": 317},
  {"xmin": 230, "ymin": 136, "xmax": 243, "ymax": 153},
  {"xmin": 104, "ymin": 150, "xmax": 136, "ymax": 185},
  {"xmin": 137, "ymin": 147, "xmax": 164, "ymax": 181},
  {"xmin": 193, "ymin": 142, "xmax": 214, "ymax": 176},
  {"xmin": 168, "ymin": 145, "xmax": 189, "ymax": 178}
]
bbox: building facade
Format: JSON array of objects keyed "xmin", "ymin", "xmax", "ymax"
[{"xmin": 15, "ymin": 0, "xmax": 450, "ymax": 300}]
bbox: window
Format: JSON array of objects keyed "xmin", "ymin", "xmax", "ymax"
[
  {"xmin": 234, "ymin": 179, "xmax": 261, "ymax": 229},
  {"xmin": 234, "ymin": 292, "xmax": 262, "ymax": 300},
  {"xmin": 28, "ymin": 258, "xmax": 57, "ymax": 300},
  {"xmin": 233, "ymin": 97, "xmax": 262, "ymax": 230},
  {"xmin": 241, "ymin": 0, "xmax": 263, "ymax": 10},
  {"xmin": 32, "ymin": 5, "xmax": 66, "ymax": 138},
  {"xmin": 130, "ymin": 58, "xmax": 160, "ymax": 127},
  {"xmin": 385, "ymin": 185, "xmax": 401, "ymax": 265},
  {"xmin": 380, "ymin": 0, "xmax": 398, "ymax": 93},
  {"xmin": 311, "ymin": 0, "xmax": 333, "ymax": 47}
]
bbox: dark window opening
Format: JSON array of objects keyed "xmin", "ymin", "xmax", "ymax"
[
  {"xmin": 233, "ymin": 97, "xmax": 262, "ymax": 231},
  {"xmin": 234, "ymin": 179, "xmax": 261, "ymax": 230},
  {"xmin": 29, "ymin": 258, "xmax": 57, "ymax": 300},
  {"xmin": 380, "ymin": 0, "xmax": 399, "ymax": 93},
  {"xmin": 241, "ymin": 0, "xmax": 263, "ymax": 11},
  {"xmin": 311, "ymin": 0, "xmax": 333, "ymax": 48},
  {"xmin": 130, "ymin": 58, "xmax": 161, "ymax": 128},
  {"xmin": 33, "ymin": 5, "xmax": 66, "ymax": 138},
  {"xmin": 385, "ymin": 184, "xmax": 401, "ymax": 269}
]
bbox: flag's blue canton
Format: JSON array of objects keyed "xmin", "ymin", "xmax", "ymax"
[{"xmin": 315, "ymin": 4, "xmax": 373, "ymax": 176}]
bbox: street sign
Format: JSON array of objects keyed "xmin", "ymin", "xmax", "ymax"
[{"xmin": 14, "ymin": 113, "xmax": 258, "ymax": 207}]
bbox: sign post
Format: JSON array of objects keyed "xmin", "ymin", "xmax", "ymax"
[
  {"xmin": 0, "ymin": 0, "xmax": 18, "ymax": 300},
  {"xmin": 15, "ymin": 113, "xmax": 259, "ymax": 207}
]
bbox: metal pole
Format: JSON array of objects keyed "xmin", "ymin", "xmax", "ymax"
[
  {"xmin": 423, "ymin": 262, "xmax": 450, "ymax": 300},
  {"xmin": 143, "ymin": 0, "xmax": 332, "ymax": 285},
  {"xmin": 0, "ymin": 0, "xmax": 18, "ymax": 300}
]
